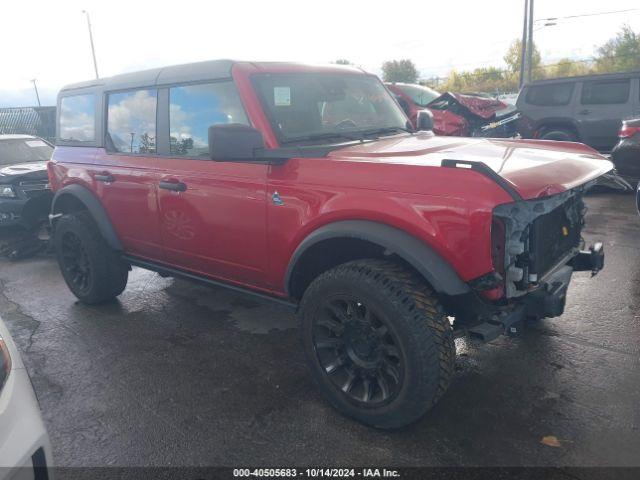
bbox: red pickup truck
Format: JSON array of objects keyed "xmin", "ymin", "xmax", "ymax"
[{"xmin": 48, "ymin": 60, "xmax": 610, "ymax": 428}]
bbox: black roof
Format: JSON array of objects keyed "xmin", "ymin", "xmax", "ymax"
[{"xmin": 60, "ymin": 59, "xmax": 237, "ymax": 93}]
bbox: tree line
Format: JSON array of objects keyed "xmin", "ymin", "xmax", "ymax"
[{"xmin": 336, "ymin": 25, "xmax": 640, "ymax": 94}]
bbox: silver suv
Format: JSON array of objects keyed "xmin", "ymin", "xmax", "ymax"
[{"xmin": 517, "ymin": 71, "xmax": 640, "ymax": 152}]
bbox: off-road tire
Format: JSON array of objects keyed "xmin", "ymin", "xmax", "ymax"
[
  {"xmin": 54, "ymin": 210, "xmax": 128, "ymax": 304},
  {"xmin": 540, "ymin": 128, "xmax": 578, "ymax": 142},
  {"xmin": 298, "ymin": 259, "xmax": 455, "ymax": 429}
]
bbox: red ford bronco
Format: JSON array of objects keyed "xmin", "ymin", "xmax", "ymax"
[{"xmin": 49, "ymin": 61, "xmax": 610, "ymax": 428}]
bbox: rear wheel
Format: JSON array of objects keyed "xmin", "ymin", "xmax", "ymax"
[
  {"xmin": 540, "ymin": 128, "xmax": 578, "ymax": 142},
  {"xmin": 298, "ymin": 259, "xmax": 455, "ymax": 429},
  {"xmin": 54, "ymin": 210, "xmax": 128, "ymax": 304}
]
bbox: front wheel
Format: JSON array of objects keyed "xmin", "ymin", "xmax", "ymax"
[
  {"xmin": 298, "ymin": 259, "xmax": 455, "ymax": 429},
  {"xmin": 54, "ymin": 210, "xmax": 129, "ymax": 304}
]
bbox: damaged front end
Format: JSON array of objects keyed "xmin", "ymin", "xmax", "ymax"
[
  {"xmin": 0, "ymin": 179, "xmax": 52, "ymax": 260},
  {"xmin": 466, "ymin": 182, "xmax": 604, "ymax": 342},
  {"xmin": 427, "ymin": 92, "xmax": 520, "ymax": 138}
]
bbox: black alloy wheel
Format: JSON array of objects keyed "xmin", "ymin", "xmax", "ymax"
[
  {"xmin": 299, "ymin": 259, "xmax": 455, "ymax": 428},
  {"xmin": 312, "ymin": 295, "xmax": 404, "ymax": 406},
  {"xmin": 59, "ymin": 230, "xmax": 93, "ymax": 295},
  {"xmin": 54, "ymin": 211, "xmax": 128, "ymax": 304}
]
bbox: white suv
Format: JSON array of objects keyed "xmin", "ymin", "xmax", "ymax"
[{"xmin": 0, "ymin": 316, "xmax": 52, "ymax": 479}]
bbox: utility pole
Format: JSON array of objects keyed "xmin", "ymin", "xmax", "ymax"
[
  {"xmin": 30, "ymin": 79, "xmax": 41, "ymax": 107},
  {"xmin": 82, "ymin": 10, "xmax": 100, "ymax": 79},
  {"xmin": 527, "ymin": 0, "xmax": 535, "ymax": 83},
  {"xmin": 519, "ymin": 0, "xmax": 529, "ymax": 88}
]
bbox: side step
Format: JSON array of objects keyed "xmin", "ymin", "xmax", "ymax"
[{"xmin": 468, "ymin": 306, "xmax": 525, "ymax": 342}]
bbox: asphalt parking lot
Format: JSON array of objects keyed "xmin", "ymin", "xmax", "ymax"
[{"xmin": 1, "ymin": 192, "xmax": 639, "ymax": 467}]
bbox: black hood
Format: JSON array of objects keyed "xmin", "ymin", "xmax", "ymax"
[{"xmin": 0, "ymin": 161, "xmax": 48, "ymax": 184}]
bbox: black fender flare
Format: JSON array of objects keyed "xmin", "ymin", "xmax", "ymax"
[
  {"xmin": 50, "ymin": 184, "xmax": 123, "ymax": 251},
  {"xmin": 285, "ymin": 220, "xmax": 470, "ymax": 297}
]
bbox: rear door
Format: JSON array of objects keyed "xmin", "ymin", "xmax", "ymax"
[
  {"xmin": 155, "ymin": 80, "xmax": 268, "ymax": 287},
  {"xmin": 97, "ymin": 88, "xmax": 165, "ymax": 260},
  {"xmin": 576, "ymin": 77, "xmax": 633, "ymax": 151}
]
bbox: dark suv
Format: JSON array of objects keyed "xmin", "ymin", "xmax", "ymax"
[
  {"xmin": 0, "ymin": 135, "xmax": 52, "ymax": 229},
  {"xmin": 49, "ymin": 60, "xmax": 610, "ymax": 428},
  {"xmin": 517, "ymin": 71, "xmax": 640, "ymax": 151}
]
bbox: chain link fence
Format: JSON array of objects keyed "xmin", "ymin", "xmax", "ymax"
[{"xmin": 0, "ymin": 106, "xmax": 56, "ymax": 143}]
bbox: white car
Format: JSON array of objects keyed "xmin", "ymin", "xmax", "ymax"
[{"xmin": 0, "ymin": 316, "xmax": 52, "ymax": 479}]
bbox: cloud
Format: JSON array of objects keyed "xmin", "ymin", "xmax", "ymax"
[
  {"xmin": 59, "ymin": 94, "xmax": 95, "ymax": 141},
  {"xmin": 107, "ymin": 90, "xmax": 156, "ymax": 149}
]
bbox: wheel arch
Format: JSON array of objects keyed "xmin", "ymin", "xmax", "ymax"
[
  {"xmin": 284, "ymin": 220, "xmax": 470, "ymax": 300},
  {"xmin": 51, "ymin": 183, "xmax": 122, "ymax": 251},
  {"xmin": 536, "ymin": 118, "xmax": 581, "ymax": 140}
]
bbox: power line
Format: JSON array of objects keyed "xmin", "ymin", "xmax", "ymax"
[
  {"xmin": 536, "ymin": 8, "xmax": 640, "ymax": 22},
  {"xmin": 422, "ymin": 51, "xmax": 639, "ymax": 83},
  {"xmin": 418, "ymin": 9, "xmax": 640, "ymax": 73}
]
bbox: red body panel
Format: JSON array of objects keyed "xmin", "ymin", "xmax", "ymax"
[
  {"xmin": 443, "ymin": 93, "xmax": 507, "ymax": 120},
  {"xmin": 48, "ymin": 63, "xmax": 614, "ymax": 300},
  {"xmin": 386, "ymin": 85, "xmax": 507, "ymax": 136}
]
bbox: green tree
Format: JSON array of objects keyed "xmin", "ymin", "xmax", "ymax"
[
  {"xmin": 138, "ymin": 133, "xmax": 156, "ymax": 154},
  {"xmin": 381, "ymin": 59, "xmax": 419, "ymax": 83},
  {"xmin": 547, "ymin": 58, "xmax": 592, "ymax": 79},
  {"xmin": 503, "ymin": 39, "xmax": 542, "ymax": 77},
  {"xmin": 595, "ymin": 24, "xmax": 640, "ymax": 73}
]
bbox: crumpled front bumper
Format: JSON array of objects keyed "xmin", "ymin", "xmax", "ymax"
[
  {"xmin": 469, "ymin": 242, "xmax": 604, "ymax": 342},
  {"xmin": 0, "ymin": 199, "xmax": 27, "ymax": 227}
]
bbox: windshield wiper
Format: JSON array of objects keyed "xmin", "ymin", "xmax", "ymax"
[
  {"xmin": 282, "ymin": 126, "xmax": 413, "ymax": 145},
  {"xmin": 281, "ymin": 132, "xmax": 365, "ymax": 144},
  {"xmin": 359, "ymin": 126, "xmax": 414, "ymax": 138}
]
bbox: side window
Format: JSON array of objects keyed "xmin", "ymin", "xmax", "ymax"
[
  {"xmin": 59, "ymin": 94, "xmax": 96, "ymax": 142},
  {"xmin": 169, "ymin": 82, "xmax": 248, "ymax": 157},
  {"xmin": 581, "ymin": 79, "xmax": 630, "ymax": 105},
  {"xmin": 106, "ymin": 89, "xmax": 157, "ymax": 154},
  {"xmin": 525, "ymin": 83, "xmax": 575, "ymax": 106}
]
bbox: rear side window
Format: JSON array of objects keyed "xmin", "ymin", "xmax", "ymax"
[
  {"xmin": 59, "ymin": 94, "xmax": 96, "ymax": 142},
  {"xmin": 525, "ymin": 83, "xmax": 574, "ymax": 106},
  {"xmin": 107, "ymin": 89, "xmax": 157, "ymax": 154},
  {"xmin": 169, "ymin": 81, "xmax": 248, "ymax": 157},
  {"xmin": 581, "ymin": 79, "xmax": 630, "ymax": 105}
]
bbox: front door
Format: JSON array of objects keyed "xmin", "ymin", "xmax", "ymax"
[
  {"xmin": 99, "ymin": 88, "xmax": 164, "ymax": 260},
  {"xmin": 155, "ymin": 80, "xmax": 268, "ymax": 287}
]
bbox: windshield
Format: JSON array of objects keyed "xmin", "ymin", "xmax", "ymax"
[
  {"xmin": 396, "ymin": 84, "xmax": 440, "ymax": 107},
  {"xmin": 252, "ymin": 73, "xmax": 409, "ymax": 144},
  {"xmin": 0, "ymin": 138, "xmax": 53, "ymax": 166}
]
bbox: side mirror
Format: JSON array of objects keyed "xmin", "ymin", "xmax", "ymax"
[
  {"xmin": 208, "ymin": 123, "xmax": 265, "ymax": 161},
  {"xmin": 416, "ymin": 110, "xmax": 434, "ymax": 131}
]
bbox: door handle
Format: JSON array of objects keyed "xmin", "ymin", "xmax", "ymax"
[
  {"xmin": 95, "ymin": 173, "xmax": 115, "ymax": 183},
  {"xmin": 159, "ymin": 180, "xmax": 187, "ymax": 192},
  {"xmin": 578, "ymin": 109, "xmax": 591, "ymax": 115}
]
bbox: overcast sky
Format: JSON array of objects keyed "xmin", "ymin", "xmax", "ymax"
[{"xmin": 2, "ymin": 0, "xmax": 639, "ymax": 107}]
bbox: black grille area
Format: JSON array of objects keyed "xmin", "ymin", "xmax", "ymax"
[
  {"xmin": 529, "ymin": 199, "xmax": 581, "ymax": 276},
  {"xmin": 18, "ymin": 181, "xmax": 50, "ymax": 199}
]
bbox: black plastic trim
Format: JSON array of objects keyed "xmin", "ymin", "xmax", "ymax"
[
  {"xmin": 285, "ymin": 220, "xmax": 471, "ymax": 297},
  {"xmin": 50, "ymin": 183, "xmax": 123, "ymax": 250},
  {"xmin": 441, "ymin": 159, "xmax": 523, "ymax": 201},
  {"xmin": 124, "ymin": 255, "xmax": 297, "ymax": 309},
  {"xmin": 31, "ymin": 447, "xmax": 49, "ymax": 480}
]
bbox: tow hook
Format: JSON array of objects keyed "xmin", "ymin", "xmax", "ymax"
[
  {"xmin": 572, "ymin": 242, "xmax": 604, "ymax": 276},
  {"xmin": 468, "ymin": 306, "xmax": 526, "ymax": 342}
]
